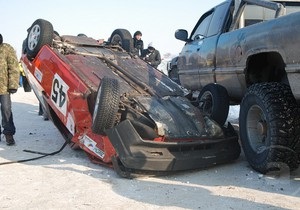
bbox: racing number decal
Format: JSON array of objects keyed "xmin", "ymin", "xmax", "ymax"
[
  {"xmin": 52, "ymin": 79, "xmax": 66, "ymax": 107},
  {"xmin": 51, "ymin": 74, "xmax": 69, "ymax": 116}
]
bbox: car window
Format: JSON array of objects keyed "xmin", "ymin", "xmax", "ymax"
[{"xmin": 191, "ymin": 11, "xmax": 213, "ymax": 40}]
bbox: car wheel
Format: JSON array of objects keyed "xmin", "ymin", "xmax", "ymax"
[
  {"xmin": 110, "ymin": 29, "xmax": 134, "ymax": 53},
  {"xmin": 198, "ymin": 83, "xmax": 229, "ymax": 126},
  {"xmin": 92, "ymin": 77, "xmax": 120, "ymax": 135},
  {"xmin": 239, "ymin": 82, "xmax": 299, "ymax": 174},
  {"xmin": 26, "ymin": 19, "xmax": 53, "ymax": 60}
]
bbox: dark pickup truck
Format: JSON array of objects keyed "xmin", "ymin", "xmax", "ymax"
[{"xmin": 170, "ymin": 0, "xmax": 300, "ymax": 173}]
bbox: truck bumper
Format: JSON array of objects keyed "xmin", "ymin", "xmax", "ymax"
[{"xmin": 107, "ymin": 120, "xmax": 241, "ymax": 177}]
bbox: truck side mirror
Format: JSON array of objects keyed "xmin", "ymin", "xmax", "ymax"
[{"xmin": 175, "ymin": 29, "xmax": 188, "ymax": 42}]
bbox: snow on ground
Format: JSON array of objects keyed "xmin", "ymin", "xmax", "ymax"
[
  {"xmin": 227, "ymin": 105, "xmax": 240, "ymax": 124},
  {"xmin": 0, "ymin": 88, "xmax": 299, "ymax": 209}
]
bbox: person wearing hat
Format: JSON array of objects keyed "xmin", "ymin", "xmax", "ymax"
[
  {"xmin": 141, "ymin": 42, "xmax": 161, "ymax": 68},
  {"xmin": 0, "ymin": 34, "xmax": 19, "ymax": 145},
  {"xmin": 133, "ymin": 31, "xmax": 144, "ymax": 56}
]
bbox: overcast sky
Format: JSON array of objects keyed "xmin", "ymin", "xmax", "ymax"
[{"xmin": 0, "ymin": 0, "xmax": 224, "ymax": 58}]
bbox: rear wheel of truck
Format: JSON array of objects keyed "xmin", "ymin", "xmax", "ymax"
[
  {"xmin": 92, "ymin": 77, "xmax": 120, "ymax": 135},
  {"xmin": 26, "ymin": 19, "xmax": 54, "ymax": 60},
  {"xmin": 239, "ymin": 82, "xmax": 300, "ymax": 174},
  {"xmin": 110, "ymin": 29, "xmax": 134, "ymax": 53},
  {"xmin": 198, "ymin": 83, "xmax": 229, "ymax": 126}
]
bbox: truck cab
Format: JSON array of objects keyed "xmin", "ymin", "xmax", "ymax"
[{"xmin": 174, "ymin": 0, "xmax": 300, "ymax": 102}]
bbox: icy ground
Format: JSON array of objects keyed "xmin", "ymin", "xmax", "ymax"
[{"xmin": 0, "ymin": 88, "xmax": 299, "ymax": 209}]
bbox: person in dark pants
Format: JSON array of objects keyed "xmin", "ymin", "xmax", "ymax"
[
  {"xmin": 0, "ymin": 34, "xmax": 19, "ymax": 145},
  {"xmin": 132, "ymin": 31, "xmax": 144, "ymax": 57},
  {"xmin": 141, "ymin": 42, "xmax": 161, "ymax": 68}
]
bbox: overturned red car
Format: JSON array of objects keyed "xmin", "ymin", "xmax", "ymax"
[{"xmin": 20, "ymin": 19, "xmax": 240, "ymax": 177}]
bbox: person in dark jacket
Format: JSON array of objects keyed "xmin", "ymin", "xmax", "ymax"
[
  {"xmin": 141, "ymin": 42, "xmax": 161, "ymax": 68},
  {"xmin": 132, "ymin": 31, "xmax": 144, "ymax": 56}
]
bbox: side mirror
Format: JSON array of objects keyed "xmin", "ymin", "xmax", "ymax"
[{"xmin": 175, "ymin": 29, "xmax": 188, "ymax": 42}]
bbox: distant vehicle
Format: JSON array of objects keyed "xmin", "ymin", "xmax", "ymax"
[
  {"xmin": 20, "ymin": 19, "xmax": 240, "ymax": 178},
  {"xmin": 171, "ymin": 0, "xmax": 300, "ymax": 173}
]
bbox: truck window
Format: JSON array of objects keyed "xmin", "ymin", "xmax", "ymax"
[
  {"xmin": 207, "ymin": 2, "xmax": 230, "ymax": 36},
  {"xmin": 191, "ymin": 11, "xmax": 213, "ymax": 40},
  {"xmin": 282, "ymin": 1, "xmax": 300, "ymax": 13},
  {"xmin": 190, "ymin": 1, "xmax": 231, "ymax": 40},
  {"xmin": 241, "ymin": 1, "xmax": 300, "ymax": 28},
  {"xmin": 243, "ymin": 4, "xmax": 276, "ymax": 26}
]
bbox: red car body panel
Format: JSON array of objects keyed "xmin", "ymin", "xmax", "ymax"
[{"xmin": 22, "ymin": 46, "xmax": 117, "ymax": 163}]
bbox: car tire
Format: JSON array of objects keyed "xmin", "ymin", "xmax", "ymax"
[
  {"xmin": 239, "ymin": 82, "xmax": 299, "ymax": 174},
  {"xmin": 198, "ymin": 83, "xmax": 229, "ymax": 126},
  {"xmin": 26, "ymin": 19, "xmax": 54, "ymax": 60},
  {"xmin": 92, "ymin": 77, "xmax": 120, "ymax": 135},
  {"xmin": 110, "ymin": 29, "xmax": 134, "ymax": 53}
]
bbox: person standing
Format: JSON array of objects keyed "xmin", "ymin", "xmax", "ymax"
[
  {"xmin": 141, "ymin": 42, "xmax": 161, "ymax": 68},
  {"xmin": 132, "ymin": 31, "xmax": 144, "ymax": 56},
  {"xmin": 0, "ymin": 34, "xmax": 19, "ymax": 145}
]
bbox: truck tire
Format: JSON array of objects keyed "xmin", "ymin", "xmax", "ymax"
[
  {"xmin": 92, "ymin": 77, "xmax": 120, "ymax": 135},
  {"xmin": 26, "ymin": 19, "xmax": 53, "ymax": 60},
  {"xmin": 239, "ymin": 82, "xmax": 299, "ymax": 174},
  {"xmin": 110, "ymin": 29, "xmax": 134, "ymax": 53},
  {"xmin": 198, "ymin": 83, "xmax": 229, "ymax": 126}
]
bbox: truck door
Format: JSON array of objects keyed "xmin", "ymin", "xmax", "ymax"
[{"xmin": 178, "ymin": 2, "xmax": 230, "ymax": 91}]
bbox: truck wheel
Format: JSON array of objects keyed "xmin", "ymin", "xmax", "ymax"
[
  {"xmin": 110, "ymin": 29, "xmax": 134, "ymax": 53},
  {"xmin": 92, "ymin": 77, "xmax": 120, "ymax": 135},
  {"xmin": 239, "ymin": 82, "xmax": 299, "ymax": 174},
  {"xmin": 26, "ymin": 19, "xmax": 53, "ymax": 60},
  {"xmin": 198, "ymin": 83, "xmax": 229, "ymax": 126}
]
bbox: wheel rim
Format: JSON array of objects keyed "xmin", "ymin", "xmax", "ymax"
[
  {"xmin": 111, "ymin": 34, "xmax": 122, "ymax": 46},
  {"xmin": 199, "ymin": 91, "xmax": 213, "ymax": 116},
  {"xmin": 28, "ymin": 25, "xmax": 41, "ymax": 50},
  {"xmin": 246, "ymin": 105, "xmax": 268, "ymax": 154}
]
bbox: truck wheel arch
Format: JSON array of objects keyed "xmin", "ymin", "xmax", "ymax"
[{"xmin": 245, "ymin": 52, "xmax": 286, "ymax": 85}]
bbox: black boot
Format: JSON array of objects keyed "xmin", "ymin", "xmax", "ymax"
[{"xmin": 5, "ymin": 135, "xmax": 15, "ymax": 146}]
